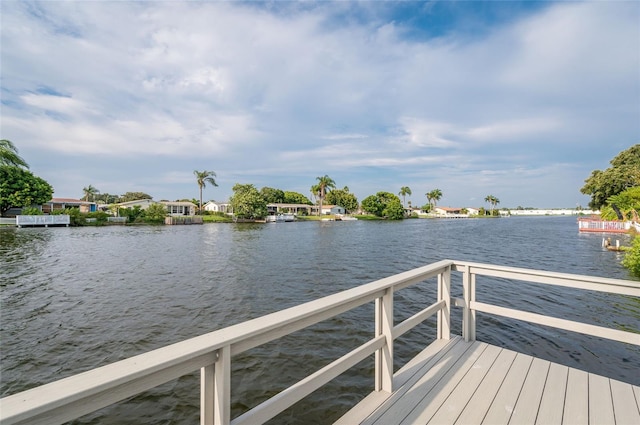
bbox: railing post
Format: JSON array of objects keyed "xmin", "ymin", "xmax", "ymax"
[
  {"xmin": 201, "ymin": 363, "xmax": 214, "ymax": 425},
  {"xmin": 375, "ymin": 287, "xmax": 394, "ymax": 393},
  {"xmin": 462, "ymin": 265, "xmax": 476, "ymax": 342},
  {"xmin": 214, "ymin": 346, "xmax": 231, "ymax": 425},
  {"xmin": 437, "ymin": 266, "xmax": 451, "ymax": 340}
]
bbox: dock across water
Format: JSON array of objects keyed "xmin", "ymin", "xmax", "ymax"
[{"xmin": 1, "ymin": 260, "xmax": 639, "ymax": 424}]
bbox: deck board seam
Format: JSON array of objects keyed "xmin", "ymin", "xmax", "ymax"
[
  {"xmin": 359, "ymin": 337, "xmax": 465, "ymax": 425},
  {"xmin": 560, "ymin": 364, "xmax": 569, "ymax": 425},
  {"xmin": 450, "ymin": 345, "xmax": 505, "ymax": 424},
  {"xmin": 476, "ymin": 348, "xmax": 517, "ymax": 425},
  {"xmin": 531, "ymin": 357, "xmax": 551, "ymax": 425},
  {"xmin": 395, "ymin": 340, "xmax": 480, "ymax": 424},
  {"xmin": 416, "ymin": 342, "xmax": 490, "ymax": 424}
]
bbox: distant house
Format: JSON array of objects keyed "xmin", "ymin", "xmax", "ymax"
[
  {"xmin": 466, "ymin": 208, "xmax": 480, "ymax": 216},
  {"xmin": 267, "ymin": 203, "xmax": 317, "ymax": 216},
  {"xmin": 159, "ymin": 201, "xmax": 196, "ymax": 216},
  {"xmin": 42, "ymin": 198, "xmax": 97, "ymax": 214},
  {"xmin": 114, "ymin": 199, "xmax": 156, "ymax": 210},
  {"xmin": 204, "ymin": 201, "xmax": 232, "ymax": 214},
  {"xmin": 321, "ymin": 205, "xmax": 346, "ymax": 215},
  {"xmin": 434, "ymin": 207, "xmax": 463, "ymax": 216},
  {"xmin": 404, "ymin": 207, "xmax": 423, "ymax": 216},
  {"xmin": 114, "ymin": 199, "xmax": 196, "ymax": 216}
]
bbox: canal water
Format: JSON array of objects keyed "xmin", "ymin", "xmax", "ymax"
[{"xmin": 1, "ymin": 216, "xmax": 638, "ymax": 424}]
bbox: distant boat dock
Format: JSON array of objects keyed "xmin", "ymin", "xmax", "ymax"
[
  {"xmin": 578, "ymin": 217, "xmax": 632, "ymax": 233},
  {"xmin": 15, "ymin": 215, "xmax": 70, "ymax": 228}
]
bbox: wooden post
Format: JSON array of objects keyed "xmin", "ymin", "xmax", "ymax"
[
  {"xmin": 437, "ymin": 266, "xmax": 451, "ymax": 340},
  {"xmin": 214, "ymin": 346, "xmax": 231, "ymax": 425},
  {"xmin": 462, "ymin": 265, "xmax": 476, "ymax": 342},
  {"xmin": 201, "ymin": 364, "xmax": 214, "ymax": 425},
  {"xmin": 375, "ymin": 288, "xmax": 394, "ymax": 393}
]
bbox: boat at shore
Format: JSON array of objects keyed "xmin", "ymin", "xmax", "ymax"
[{"xmin": 266, "ymin": 213, "xmax": 296, "ymax": 222}]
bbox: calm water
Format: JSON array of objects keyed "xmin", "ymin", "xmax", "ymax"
[{"xmin": 1, "ymin": 216, "xmax": 639, "ymax": 424}]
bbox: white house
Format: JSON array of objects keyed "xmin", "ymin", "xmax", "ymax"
[
  {"xmin": 160, "ymin": 201, "xmax": 196, "ymax": 216},
  {"xmin": 434, "ymin": 207, "xmax": 463, "ymax": 216},
  {"xmin": 321, "ymin": 205, "xmax": 346, "ymax": 215},
  {"xmin": 267, "ymin": 203, "xmax": 317, "ymax": 216},
  {"xmin": 114, "ymin": 199, "xmax": 196, "ymax": 216},
  {"xmin": 204, "ymin": 201, "xmax": 232, "ymax": 214},
  {"xmin": 114, "ymin": 199, "xmax": 156, "ymax": 210}
]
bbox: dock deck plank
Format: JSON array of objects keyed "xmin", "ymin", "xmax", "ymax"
[
  {"xmin": 335, "ymin": 337, "xmax": 640, "ymax": 425},
  {"xmin": 535, "ymin": 362, "xmax": 568, "ymax": 425}
]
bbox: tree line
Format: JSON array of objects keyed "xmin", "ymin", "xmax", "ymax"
[
  {"xmin": 0, "ymin": 138, "xmax": 502, "ymax": 221},
  {"xmin": 0, "ymin": 140, "xmax": 53, "ymax": 216},
  {"xmin": 579, "ymin": 144, "xmax": 640, "ymax": 277}
]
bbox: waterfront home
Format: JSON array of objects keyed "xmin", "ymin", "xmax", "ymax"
[
  {"xmin": 267, "ymin": 203, "xmax": 318, "ymax": 216},
  {"xmin": 113, "ymin": 199, "xmax": 156, "ymax": 210},
  {"xmin": 42, "ymin": 198, "xmax": 97, "ymax": 214},
  {"xmin": 114, "ymin": 199, "xmax": 196, "ymax": 216},
  {"xmin": 321, "ymin": 204, "xmax": 346, "ymax": 215},
  {"xmin": 159, "ymin": 201, "xmax": 196, "ymax": 216},
  {"xmin": 434, "ymin": 207, "xmax": 466, "ymax": 217},
  {"xmin": 203, "ymin": 201, "xmax": 232, "ymax": 214}
]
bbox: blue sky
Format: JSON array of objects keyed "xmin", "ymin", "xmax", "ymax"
[{"xmin": 1, "ymin": 1, "xmax": 638, "ymax": 208}]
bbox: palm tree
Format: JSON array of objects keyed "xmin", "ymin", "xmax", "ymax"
[
  {"xmin": 485, "ymin": 195, "xmax": 500, "ymax": 216},
  {"xmin": 82, "ymin": 185, "xmax": 99, "ymax": 202},
  {"xmin": 194, "ymin": 170, "xmax": 218, "ymax": 215},
  {"xmin": 426, "ymin": 189, "xmax": 443, "ymax": 212},
  {"xmin": 399, "ymin": 186, "xmax": 412, "ymax": 208},
  {"xmin": 310, "ymin": 184, "xmax": 321, "ymax": 204},
  {"xmin": 0, "ymin": 139, "xmax": 29, "ymax": 168},
  {"xmin": 315, "ymin": 175, "xmax": 336, "ymax": 216}
]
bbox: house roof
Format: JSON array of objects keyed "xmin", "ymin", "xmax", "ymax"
[
  {"xmin": 50, "ymin": 198, "xmax": 94, "ymax": 205},
  {"xmin": 159, "ymin": 201, "xmax": 196, "ymax": 207},
  {"xmin": 115, "ymin": 199, "xmax": 156, "ymax": 207}
]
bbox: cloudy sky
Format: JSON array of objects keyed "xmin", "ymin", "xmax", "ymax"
[{"xmin": 1, "ymin": 1, "xmax": 638, "ymax": 208}]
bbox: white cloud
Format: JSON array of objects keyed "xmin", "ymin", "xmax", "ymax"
[{"xmin": 1, "ymin": 1, "xmax": 637, "ymax": 206}]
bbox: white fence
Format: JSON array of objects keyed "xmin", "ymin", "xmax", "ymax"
[
  {"xmin": 15, "ymin": 215, "xmax": 70, "ymax": 227},
  {"xmin": 577, "ymin": 218, "xmax": 629, "ymax": 233},
  {"xmin": 1, "ymin": 260, "xmax": 638, "ymax": 425}
]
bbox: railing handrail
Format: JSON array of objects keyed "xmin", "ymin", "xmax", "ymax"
[
  {"xmin": 1, "ymin": 259, "xmax": 638, "ymax": 425},
  {"xmin": 452, "ymin": 260, "xmax": 640, "ymax": 295},
  {"xmin": 0, "ymin": 260, "xmax": 454, "ymax": 424}
]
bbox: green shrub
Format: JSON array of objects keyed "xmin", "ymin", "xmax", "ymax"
[
  {"xmin": 87, "ymin": 211, "xmax": 109, "ymax": 224},
  {"xmin": 622, "ymin": 236, "xmax": 640, "ymax": 277},
  {"xmin": 65, "ymin": 208, "xmax": 86, "ymax": 226},
  {"xmin": 144, "ymin": 203, "xmax": 167, "ymax": 223},
  {"xmin": 21, "ymin": 207, "xmax": 43, "ymax": 215}
]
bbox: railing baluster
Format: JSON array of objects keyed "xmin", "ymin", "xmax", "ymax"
[
  {"xmin": 462, "ymin": 265, "xmax": 476, "ymax": 342},
  {"xmin": 214, "ymin": 346, "xmax": 231, "ymax": 425},
  {"xmin": 375, "ymin": 287, "xmax": 394, "ymax": 392},
  {"xmin": 201, "ymin": 363, "xmax": 215, "ymax": 425},
  {"xmin": 437, "ymin": 266, "xmax": 451, "ymax": 340}
]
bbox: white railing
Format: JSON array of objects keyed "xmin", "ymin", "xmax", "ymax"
[
  {"xmin": 1, "ymin": 260, "xmax": 639, "ymax": 425},
  {"xmin": 15, "ymin": 215, "xmax": 70, "ymax": 227},
  {"xmin": 577, "ymin": 218, "xmax": 629, "ymax": 232}
]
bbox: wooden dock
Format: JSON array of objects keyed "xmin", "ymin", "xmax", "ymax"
[
  {"xmin": 336, "ymin": 337, "xmax": 640, "ymax": 424},
  {"xmin": 1, "ymin": 260, "xmax": 638, "ymax": 425}
]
